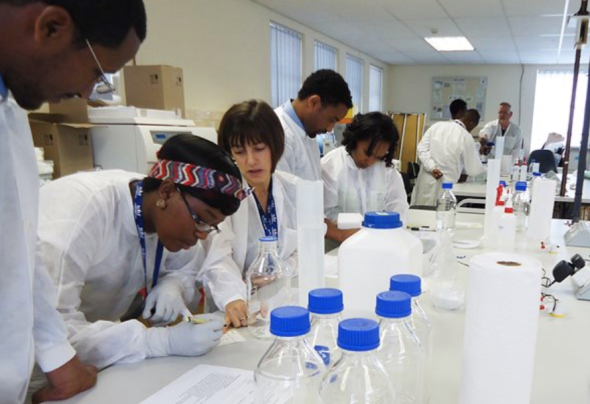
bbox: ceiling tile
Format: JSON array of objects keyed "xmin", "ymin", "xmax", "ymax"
[
  {"xmin": 502, "ymin": 0, "xmax": 576, "ymax": 17},
  {"xmin": 386, "ymin": 38, "xmax": 434, "ymax": 52},
  {"xmin": 377, "ymin": 0, "xmax": 449, "ymax": 20},
  {"xmin": 478, "ymin": 50, "xmax": 521, "ymax": 63},
  {"xmin": 404, "ymin": 50, "xmax": 452, "ymax": 63},
  {"xmin": 368, "ymin": 20, "xmax": 418, "ymax": 39},
  {"xmin": 469, "ymin": 36, "xmax": 517, "ymax": 51},
  {"xmin": 454, "ymin": 17, "xmax": 511, "ymax": 37},
  {"xmin": 508, "ymin": 16, "xmax": 568, "ymax": 36},
  {"xmin": 437, "ymin": 0, "xmax": 505, "ymax": 18},
  {"xmin": 403, "ymin": 18, "xmax": 463, "ymax": 37},
  {"xmin": 443, "ymin": 51, "xmax": 487, "ymax": 64}
]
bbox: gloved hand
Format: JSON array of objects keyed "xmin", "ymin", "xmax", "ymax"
[
  {"xmin": 143, "ymin": 278, "xmax": 191, "ymax": 325},
  {"xmin": 146, "ymin": 314, "xmax": 224, "ymax": 358}
]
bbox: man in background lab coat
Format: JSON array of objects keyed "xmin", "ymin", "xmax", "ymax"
[
  {"xmin": 411, "ymin": 109, "xmax": 484, "ymax": 206},
  {"xmin": 275, "ymin": 69, "xmax": 353, "ymax": 181},
  {"xmin": 479, "ymin": 102, "xmax": 523, "ymax": 158},
  {"xmin": 0, "ymin": 1, "xmax": 146, "ymax": 403}
]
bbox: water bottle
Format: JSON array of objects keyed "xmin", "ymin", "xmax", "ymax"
[
  {"xmin": 436, "ymin": 182, "xmax": 457, "ymax": 232},
  {"xmin": 246, "ymin": 236, "xmax": 291, "ymax": 339},
  {"xmin": 255, "ymin": 306, "xmax": 326, "ymax": 404},
  {"xmin": 528, "ymin": 159, "xmax": 536, "ymax": 174},
  {"xmin": 376, "ymin": 291, "xmax": 424, "ymax": 404},
  {"xmin": 307, "ymin": 288, "xmax": 343, "ymax": 368},
  {"xmin": 319, "ymin": 318, "xmax": 395, "ymax": 403},
  {"xmin": 512, "ymin": 181, "xmax": 530, "ymax": 232}
]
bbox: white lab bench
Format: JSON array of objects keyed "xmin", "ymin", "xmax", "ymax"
[{"xmin": 53, "ymin": 213, "xmax": 590, "ymax": 404}]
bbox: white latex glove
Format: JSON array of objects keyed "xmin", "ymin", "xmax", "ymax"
[
  {"xmin": 145, "ymin": 314, "xmax": 224, "ymax": 358},
  {"xmin": 142, "ymin": 278, "xmax": 191, "ymax": 325}
]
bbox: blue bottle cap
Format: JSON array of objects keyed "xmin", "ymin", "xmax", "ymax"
[
  {"xmin": 499, "ymin": 180, "xmax": 507, "ymax": 187},
  {"xmin": 362, "ymin": 211, "xmax": 402, "ymax": 229},
  {"xmin": 533, "ymin": 172, "xmax": 541, "ymax": 177},
  {"xmin": 375, "ymin": 291, "xmax": 412, "ymax": 318},
  {"xmin": 531, "ymin": 159, "xmax": 536, "ymax": 163},
  {"xmin": 308, "ymin": 288, "xmax": 343, "ymax": 315},
  {"xmin": 259, "ymin": 236, "xmax": 278, "ymax": 243},
  {"xmin": 515, "ymin": 181, "xmax": 527, "ymax": 191},
  {"xmin": 270, "ymin": 306, "xmax": 310, "ymax": 337},
  {"xmin": 337, "ymin": 318, "xmax": 380, "ymax": 352},
  {"xmin": 389, "ymin": 274, "xmax": 422, "ymax": 297},
  {"xmin": 442, "ymin": 182, "xmax": 453, "ymax": 190}
]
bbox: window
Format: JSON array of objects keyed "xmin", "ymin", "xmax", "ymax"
[
  {"xmin": 270, "ymin": 22, "xmax": 302, "ymax": 108},
  {"xmin": 369, "ymin": 65, "xmax": 383, "ymax": 111},
  {"xmin": 531, "ymin": 70, "xmax": 588, "ymax": 151},
  {"xmin": 346, "ymin": 54, "xmax": 364, "ymax": 113},
  {"xmin": 314, "ymin": 40, "xmax": 337, "ymax": 71}
]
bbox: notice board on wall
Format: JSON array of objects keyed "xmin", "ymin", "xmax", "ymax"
[{"xmin": 431, "ymin": 76, "xmax": 487, "ymax": 120}]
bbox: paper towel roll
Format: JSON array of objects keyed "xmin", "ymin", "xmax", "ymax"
[
  {"xmin": 484, "ymin": 159, "xmax": 501, "ymax": 242},
  {"xmin": 459, "ymin": 253, "xmax": 542, "ymax": 404},
  {"xmin": 501, "ymin": 155, "xmax": 513, "ymax": 175},
  {"xmin": 494, "ymin": 136, "xmax": 505, "ymax": 159},
  {"xmin": 527, "ymin": 178, "xmax": 556, "ymax": 242}
]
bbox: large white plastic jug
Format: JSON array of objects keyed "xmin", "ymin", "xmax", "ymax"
[{"xmin": 338, "ymin": 211, "xmax": 423, "ymax": 312}]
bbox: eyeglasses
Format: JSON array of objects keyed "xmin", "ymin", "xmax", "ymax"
[
  {"xmin": 176, "ymin": 186, "xmax": 220, "ymax": 234},
  {"xmin": 85, "ymin": 39, "xmax": 116, "ymax": 94}
]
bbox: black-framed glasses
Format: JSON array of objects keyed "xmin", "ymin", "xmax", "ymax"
[
  {"xmin": 85, "ymin": 39, "xmax": 116, "ymax": 94},
  {"xmin": 176, "ymin": 186, "xmax": 220, "ymax": 234}
]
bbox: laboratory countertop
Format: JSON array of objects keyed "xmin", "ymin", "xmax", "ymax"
[{"xmin": 54, "ymin": 214, "xmax": 590, "ymax": 404}]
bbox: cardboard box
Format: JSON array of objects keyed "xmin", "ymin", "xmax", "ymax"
[
  {"xmin": 29, "ymin": 119, "xmax": 94, "ymax": 178},
  {"xmin": 47, "ymin": 98, "xmax": 89, "ymax": 123},
  {"xmin": 123, "ymin": 65, "xmax": 185, "ymax": 117}
]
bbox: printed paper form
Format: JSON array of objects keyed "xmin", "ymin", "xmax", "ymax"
[{"xmin": 140, "ymin": 364, "xmax": 254, "ymax": 404}]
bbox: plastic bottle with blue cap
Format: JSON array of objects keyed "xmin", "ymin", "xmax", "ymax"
[
  {"xmin": 436, "ymin": 182, "xmax": 457, "ymax": 232},
  {"xmin": 319, "ymin": 318, "xmax": 395, "ymax": 403},
  {"xmin": 255, "ymin": 306, "xmax": 326, "ymax": 404},
  {"xmin": 307, "ymin": 288, "xmax": 343, "ymax": 368},
  {"xmin": 246, "ymin": 236, "xmax": 291, "ymax": 339},
  {"xmin": 338, "ymin": 211, "xmax": 423, "ymax": 312},
  {"xmin": 512, "ymin": 181, "xmax": 530, "ymax": 232},
  {"xmin": 375, "ymin": 291, "xmax": 424, "ymax": 404}
]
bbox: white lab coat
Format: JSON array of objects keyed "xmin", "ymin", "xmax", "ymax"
[
  {"xmin": 34, "ymin": 170, "xmax": 198, "ymax": 371},
  {"xmin": 411, "ymin": 121, "xmax": 484, "ymax": 206},
  {"xmin": 321, "ymin": 146, "xmax": 409, "ymax": 222},
  {"xmin": 479, "ymin": 119, "xmax": 523, "ymax": 158},
  {"xmin": 0, "ymin": 94, "xmax": 75, "ymax": 404},
  {"xmin": 196, "ymin": 171, "xmax": 299, "ymax": 311},
  {"xmin": 274, "ymin": 105, "xmax": 322, "ymax": 181}
]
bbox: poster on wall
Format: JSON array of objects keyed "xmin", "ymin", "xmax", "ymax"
[{"xmin": 431, "ymin": 76, "xmax": 487, "ymax": 120}]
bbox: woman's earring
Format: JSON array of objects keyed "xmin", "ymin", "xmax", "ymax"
[{"xmin": 156, "ymin": 199, "xmax": 167, "ymax": 209}]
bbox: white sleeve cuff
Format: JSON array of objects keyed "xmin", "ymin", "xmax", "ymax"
[{"xmin": 36, "ymin": 341, "xmax": 76, "ymax": 373}]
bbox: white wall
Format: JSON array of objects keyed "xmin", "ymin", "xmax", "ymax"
[{"xmin": 135, "ymin": 0, "xmax": 389, "ymax": 124}]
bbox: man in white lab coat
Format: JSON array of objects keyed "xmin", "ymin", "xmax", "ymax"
[
  {"xmin": 275, "ymin": 69, "xmax": 353, "ymax": 181},
  {"xmin": 0, "ymin": 1, "xmax": 145, "ymax": 403},
  {"xmin": 411, "ymin": 109, "xmax": 484, "ymax": 206},
  {"xmin": 479, "ymin": 102, "xmax": 523, "ymax": 158}
]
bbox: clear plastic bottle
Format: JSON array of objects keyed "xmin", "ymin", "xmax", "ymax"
[
  {"xmin": 319, "ymin": 318, "xmax": 395, "ymax": 403},
  {"xmin": 436, "ymin": 182, "xmax": 457, "ymax": 232},
  {"xmin": 512, "ymin": 181, "xmax": 530, "ymax": 232},
  {"xmin": 307, "ymin": 288, "xmax": 343, "ymax": 368},
  {"xmin": 376, "ymin": 291, "xmax": 424, "ymax": 404},
  {"xmin": 246, "ymin": 236, "xmax": 291, "ymax": 339},
  {"xmin": 255, "ymin": 306, "xmax": 326, "ymax": 404}
]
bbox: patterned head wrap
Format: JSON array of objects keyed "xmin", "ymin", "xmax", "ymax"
[{"xmin": 148, "ymin": 159, "xmax": 251, "ymax": 201}]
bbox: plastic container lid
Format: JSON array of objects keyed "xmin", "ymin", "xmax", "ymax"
[
  {"xmin": 270, "ymin": 306, "xmax": 310, "ymax": 337},
  {"xmin": 337, "ymin": 318, "xmax": 380, "ymax": 352},
  {"xmin": 389, "ymin": 274, "xmax": 422, "ymax": 297},
  {"xmin": 308, "ymin": 288, "xmax": 344, "ymax": 315},
  {"xmin": 259, "ymin": 236, "xmax": 278, "ymax": 243},
  {"xmin": 442, "ymin": 182, "xmax": 453, "ymax": 190},
  {"xmin": 499, "ymin": 180, "xmax": 507, "ymax": 187},
  {"xmin": 375, "ymin": 291, "xmax": 412, "ymax": 319},
  {"xmin": 533, "ymin": 172, "xmax": 541, "ymax": 177},
  {"xmin": 515, "ymin": 181, "xmax": 527, "ymax": 191},
  {"xmin": 362, "ymin": 211, "xmax": 402, "ymax": 229}
]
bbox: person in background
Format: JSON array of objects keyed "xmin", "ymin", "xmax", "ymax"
[
  {"xmin": 321, "ymin": 112, "xmax": 409, "ymax": 247},
  {"xmin": 197, "ymin": 100, "xmax": 299, "ymax": 328},
  {"xmin": 275, "ymin": 69, "xmax": 353, "ymax": 181},
  {"xmin": 411, "ymin": 109, "xmax": 484, "ymax": 206},
  {"xmin": 542, "ymin": 132, "xmax": 565, "ymax": 167},
  {"xmin": 0, "ymin": 0, "xmax": 146, "ymax": 402},
  {"xmin": 449, "ymin": 98, "xmax": 468, "ymax": 120},
  {"xmin": 31, "ymin": 136, "xmax": 247, "ymax": 393},
  {"xmin": 479, "ymin": 102, "xmax": 523, "ymax": 158}
]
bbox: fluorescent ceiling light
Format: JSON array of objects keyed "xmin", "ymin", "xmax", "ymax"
[{"xmin": 424, "ymin": 36, "xmax": 475, "ymax": 52}]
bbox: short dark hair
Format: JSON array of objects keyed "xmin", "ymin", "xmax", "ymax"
[
  {"xmin": 450, "ymin": 99, "xmax": 467, "ymax": 119},
  {"xmin": 297, "ymin": 69, "xmax": 353, "ymax": 109},
  {"xmin": 2, "ymin": 0, "xmax": 147, "ymax": 48},
  {"xmin": 341, "ymin": 112, "xmax": 399, "ymax": 168},
  {"xmin": 143, "ymin": 135, "xmax": 243, "ymax": 216},
  {"xmin": 462, "ymin": 109, "xmax": 481, "ymax": 127},
  {"xmin": 217, "ymin": 100, "xmax": 285, "ymax": 173}
]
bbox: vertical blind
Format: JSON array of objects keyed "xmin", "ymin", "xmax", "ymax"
[
  {"xmin": 346, "ymin": 54, "xmax": 364, "ymax": 113},
  {"xmin": 314, "ymin": 40, "xmax": 337, "ymax": 71},
  {"xmin": 369, "ymin": 65, "xmax": 383, "ymax": 112},
  {"xmin": 531, "ymin": 70, "xmax": 588, "ymax": 151},
  {"xmin": 270, "ymin": 22, "xmax": 302, "ymax": 108}
]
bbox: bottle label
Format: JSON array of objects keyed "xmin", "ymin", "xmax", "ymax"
[{"xmin": 314, "ymin": 345, "xmax": 330, "ymax": 365}]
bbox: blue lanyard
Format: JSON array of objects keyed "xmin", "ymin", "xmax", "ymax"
[
  {"xmin": 253, "ymin": 182, "xmax": 279, "ymax": 238},
  {"xmin": 133, "ymin": 181, "xmax": 164, "ymax": 297}
]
